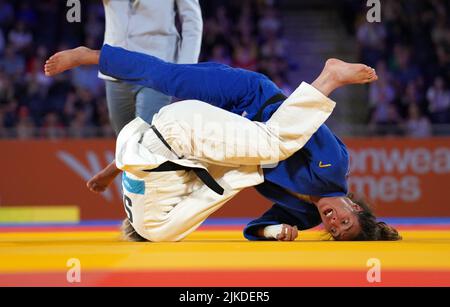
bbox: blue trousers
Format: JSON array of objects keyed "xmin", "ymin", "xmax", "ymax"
[
  {"xmin": 105, "ymin": 80, "xmax": 171, "ymax": 134},
  {"xmin": 99, "ymin": 45, "xmax": 283, "ymax": 123}
]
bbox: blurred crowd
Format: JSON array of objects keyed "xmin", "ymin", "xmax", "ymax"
[
  {"xmin": 200, "ymin": 0, "xmax": 293, "ymax": 94},
  {"xmin": 0, "ymin": 0, "xmax": 109, "ymax": 139},
  {"xmin": 0, "ymin": 0, "xmax": 291, "ymax": 139},
  {"xmin": 1, "ymin": 0, "xmax": 449, "ymax": 139},
  {"xmin": 345, "ymin": 0, "xmax": 450, "ymax": 137}
]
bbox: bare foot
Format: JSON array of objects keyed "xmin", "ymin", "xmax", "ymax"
[
  {"xmin": 325, "ymin": 58, "xmax": 378, "ymax": 86},
  {"xmin": 44, "ymin": 46, "xmax": 99, "ymax": 77},
  {"xmin": 312, "ymin": 58, "xmax": 378, "ymax": 96},
  {"xmin": 86, "ymin": 170, "xmax": 117, "ymax": 193}
]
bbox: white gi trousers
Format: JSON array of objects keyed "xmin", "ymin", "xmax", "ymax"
[{"xmin": 116, "ymin": 82, "xmax": 336, "ymax": 241}]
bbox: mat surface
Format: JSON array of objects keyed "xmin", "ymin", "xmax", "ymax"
[{"xmin": 1, "ymin": 220, "xmax": 449, "ymax": 287}]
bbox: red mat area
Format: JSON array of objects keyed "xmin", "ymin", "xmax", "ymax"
[{"xmin": 1, "ymin": 270, "xmax": 450, "ymax": 287}]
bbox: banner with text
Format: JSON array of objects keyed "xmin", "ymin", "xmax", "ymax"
[{"xmin": 1, "ymin": 137, "xmax": 449, "ymax": 220}]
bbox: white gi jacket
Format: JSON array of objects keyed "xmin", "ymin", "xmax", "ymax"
[{"xmin": 115, "ymin": 82, "xmax": 336, "ymax": 241}]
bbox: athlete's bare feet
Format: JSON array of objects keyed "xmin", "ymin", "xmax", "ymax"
[
  {"xmin": 86, "ymin": 161, "xmax": 121, "ymax": 193},
  {"xmin": 325, "ymin": 58, "xmax": 378, "ymax": 85},
  {"xmin": 312, "ymin": 58, "xmax": 378, "ymax": 96},
  {"xmin": 44, "ymin": 46, "xmax": 100, "ymax": 77}
]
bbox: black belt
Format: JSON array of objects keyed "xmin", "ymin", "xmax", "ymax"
[
  {"xmin": 143, "ymin": 93, "xmax": 287, "ymax": 195},
  {"xmin": 145, "ymin": 161, "xmax": 224, "ymax": 195},
  {"xmin": 253, "ymin": 93, "xmax": 287, "ymax": 122},
  {"xmin": 144, "ymin": 125, "xmax": 225, "ymax": 196},
  {"xmin": 150, "ymin": 125, "xmax": 184, "ymax": 159}
]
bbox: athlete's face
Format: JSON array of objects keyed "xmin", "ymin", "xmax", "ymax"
[{"xmin": 316, "ymin": 197, "xmax": 363, "ymax": 241}]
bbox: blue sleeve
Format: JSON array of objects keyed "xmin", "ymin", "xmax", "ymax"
[
  {"xmin": 243, "ymin": 203, "xmax": 322, "ymax": 241},
  {"xmin": 99, "ymin": 44, "xmax": 281, "ymax": 112}
]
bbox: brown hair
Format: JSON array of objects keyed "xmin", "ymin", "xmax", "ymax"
[
  {"xmin": 120, "ymin": 218, "xmax": 147, "ymax": 242},
  {"xmin": 348, "ymin": 194, "xmax": 402, "ymax": 241}
]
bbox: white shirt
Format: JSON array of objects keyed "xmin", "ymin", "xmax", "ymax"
[{"xmin": 100, "ymin": 0, "xmax": 203, "ymax": 80}]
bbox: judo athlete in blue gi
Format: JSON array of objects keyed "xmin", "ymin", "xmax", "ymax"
[{"xmin": 45, "ymin": 45, "xmax": 401, "ymax": 242}]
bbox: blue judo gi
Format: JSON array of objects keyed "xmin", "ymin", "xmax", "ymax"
[{"xmin": 99, "ymin": 45, "xmax": 350, "ymax": 240}]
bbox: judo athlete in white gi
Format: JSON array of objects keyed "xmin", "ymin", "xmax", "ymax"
[{"xmin": 44, "ymin": 45, "xmax": 401, "ymax": 242}]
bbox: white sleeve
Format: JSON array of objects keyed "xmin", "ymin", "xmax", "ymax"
[
  {"xmin": 263, "ymin": 225, "xmax": 284, "ymax": 239},
  {"xmin": 175, "ymin": 0, "xmax": 203, "ymax": 64}
]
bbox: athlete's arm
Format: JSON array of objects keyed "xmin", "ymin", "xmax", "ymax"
[
  {"xmin": 175, "ymin": 0, "xmax": 203, "ymax": 64},
  {"xmin": 86, "ymin": 160, "xmax": 121, "ymax": 193},
  {"xmin": 255, "ymin": 224, "xmax": 299, "ymax": 241},
  {"xmin": 244, "ymin": 203, "xmax": 321, "ymax": 241}
]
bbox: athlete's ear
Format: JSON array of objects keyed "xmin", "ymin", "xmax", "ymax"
[{"xmin": 350, "ymin": 203, "xmax": 363, "ymax": 212}]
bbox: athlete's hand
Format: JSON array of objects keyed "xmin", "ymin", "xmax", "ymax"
[
  {"xmin": 86, "ymin": 172, "xmax": 113, "ymax": 193},
  {"xmin": 276, "ymin": 224, "xmax": 298, "ymax": 241},
  {"xmin": 258, "ymin": 224, "xmax": 299, "ymax": 241},
  {"xmin": 86, "ymin": 161, "xmax": 121, "ymax": 193}
]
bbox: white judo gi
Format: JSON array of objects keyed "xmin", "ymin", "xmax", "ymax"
[{"xmin": 116, "ymin": 82, "xmax": 336, "ymax": 242}]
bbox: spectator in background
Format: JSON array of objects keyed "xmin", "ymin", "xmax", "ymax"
[
  {"xmin": 0, "ymin": 46, "xmax": 25, "ymax": 77},
  {"xmin": 352, "ymin": 0, "xmax": 450, "ymax": 137},
  {"xmin": 16, "ymin": 1, "xmax": 37, "ymax": 28},
  {"xmin": 25, "ymin": 78, "xmax": 46, "ymax": 125},
  {"xmin": 40, "ymin": 112, "xmax": 65, "ymax": 139},
  {"xmin": 71, "ymin": 88, "xmax": 96, "ymax": 129},
  {"xmin": 68, "ymin": 110, "xmax": 89, "ymax": 139},
  {"xmin": 405, "ymin": 103, "xmax": 432, "ymax": 138},
  {"xmin": 431, "ymin": 15, "xmax": 449, "ymax": 46},
  {"xmin": 84, "ymin": 12, "xmax": 104, "ymax": 43},
  {"xmin": 0, "ymin": 70, "xmax": 14, "ymax": 105},
  {"xmin": 261, "ymin": 35, "xmax": 286, "ymax": 59},
  {"xmin": 8, "ymin": 21, "xmax": 32, "ymax": 52},
  {"xmin": 0, "ymin": 0, "xmax": 293, "ymax": 138},
  {"xmin": 200, "ymin": 1, "xmax": 291, "ymax": 96},
  {"xmin": 271, "ymin": 74, "xmax": 293, "ymax": 96},
  {"xmin": 436, "ymin": 45, "xmax": 450, "ymax": 84},
  {"xmin": 61, "ymin": 90, "xmax": 78, "ymax": 128},
  {"xmin": 0, "ymin": 29, "xmax": 5, "ymax": 54},
  {"xmin": 209, "ymin": 44, "xmax": 232, "ymax": 65},
  {"xmin": 370, "ymin": 102, "xmax": 403, "ymax": 136},
  {"xmin": 95, "ymin": 97, "xmax": 115, "ymax": 138},
  {"xmin": 0, "ymin": 0, "xmax": 14, "ymax": 30},
  {"xmin": 100, "ymin": 0, "xmax": 203, "ymax": 134},
  {"xmin": 258, "ymin": 6, "xmax": 281, "ymax": 37},
  {"xmin": 72, "ymin": 38, "xmax": 104, "ymax": 97},
  {"xmin": 25, "ymin": 45, "xmax": 52, "ymax": 89},
  {"xmin": 368, "ymin": 62, "xmax": 396, "ymax": 114},
  {"xmin": 2, "ymin": 99, "xmax": 18, "ymax": 129},
  {"xmin": 399, "ymin": 81, "xmax": 424, "ymax": 117},
  {"xmin": 232, "ymin": 46, "xmax": 258, "ymax": 71},
  {"xmin": 15, "ymin": 106, "xmax": 34, "ymax": 139},
  {"xmin": 390, "ymin": 44, "xmax": 420, "ymax": 90},
  {"xmin": 1, "ymin": 0, "xmax": 446, "ymax": 138},
  {"xmin": 427, "ymin": 76, "xmax": 450, "ymax": 124},
  {"xmin": 356, "ymin": 15, "xmax": 386, "ymax": 67},
  {"xmin": 201, "ymin": 16, "xmax": 230, "ymax": 58},
  {"xmin": 0, "ymin": 106, "xmax": 6, "ymax": 138}
]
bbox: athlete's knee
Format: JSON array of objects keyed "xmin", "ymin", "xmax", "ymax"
[
  {"xmin": 140, "ymin": 221, "xmax": 184, "ymax": 242},
  {"xmin": 143, "ymin": 229, "xmax": 181, "ymax": 242},
  {"xmin": 120, "ymin": 218, "xmax": 178, "ymax": 242},
  {"xmin": 147, "ymin": 233, "xmax": 179, "ymax": 242}
]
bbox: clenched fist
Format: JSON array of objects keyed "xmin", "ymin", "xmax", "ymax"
[{"xmin": 259, "ymin": 224, "xmax": 299, "ymax": 241}]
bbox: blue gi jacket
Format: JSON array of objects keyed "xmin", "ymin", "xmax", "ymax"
[{"xmin": 99, "ymin": 45, "xmax": 350, "ymax": 240}]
